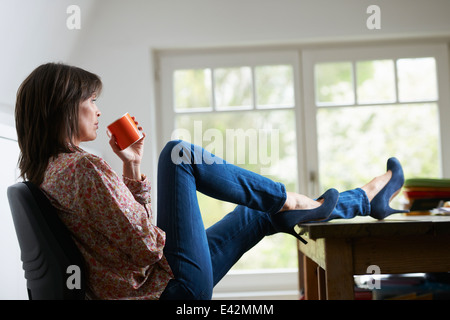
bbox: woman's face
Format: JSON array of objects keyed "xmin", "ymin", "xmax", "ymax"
[{"xmin": 75, "ymin": 94, "xmax": 101, "ymax": 145}]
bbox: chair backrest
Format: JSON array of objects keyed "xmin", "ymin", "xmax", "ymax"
[{"xmin": 7, "ymin": 182, "xmax": 86, "ymax": 300}]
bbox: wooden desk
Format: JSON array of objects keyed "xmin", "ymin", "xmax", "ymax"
[{"xmin": 297, "ymin": 215, "xmax": 450, "ymax": 300}]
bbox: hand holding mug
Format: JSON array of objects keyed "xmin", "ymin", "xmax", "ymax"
[{"xmin": 107, "ymin": 113, "xmax": 145, "ymax": 166}]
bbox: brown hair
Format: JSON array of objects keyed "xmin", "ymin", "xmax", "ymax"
[{"xmin": 15, "ymin": 62, "xmax": 102, "ymax": 185}]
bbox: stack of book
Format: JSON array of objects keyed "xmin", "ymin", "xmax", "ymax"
[{"xmin": 403, "ymin": 178, "xmax": 450, "ymax": 214}]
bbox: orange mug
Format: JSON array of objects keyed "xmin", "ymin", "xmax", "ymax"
[{"xmin": 107, "ymin": 113, "xmax": 143, "ymax": 150}]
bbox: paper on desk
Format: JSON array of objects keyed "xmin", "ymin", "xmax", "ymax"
[{"xmin": 430, "ymin": 206, "xmax": 450, "ymax": 216}]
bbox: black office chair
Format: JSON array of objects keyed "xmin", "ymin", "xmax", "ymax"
[{"xmin": 7, "ymin": 181, "xmax": 87, "ymax": 300}]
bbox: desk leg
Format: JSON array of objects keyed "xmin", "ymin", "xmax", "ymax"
[
  {"xmin": 318, "ymin": 267, "xmax": 326, "ymax": 300},
  {"xmin": 303, "ymin": 255, "xmax": 320, "ymax": 300},
  {"xmin": 324, "ymin": 238, "xmax": 354, "ymax": 300},
  {"xmin": 298, "ymin": 250, "xmax": 305, "ymax": 298}
]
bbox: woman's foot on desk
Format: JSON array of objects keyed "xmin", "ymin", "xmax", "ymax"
[
  {"xmin": 272, "ymin": 189, "xmax": 339, "ymax": 244},
  {"xmin": 280, "ymin": 192, "xmax": 325, "ymax": 212},
  {"xmin": 363, "ymin": 157, "xmax": 409, "ymax": 220}
]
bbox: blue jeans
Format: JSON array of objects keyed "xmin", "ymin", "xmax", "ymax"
[{"xmin": 157, "ymin": 140, "xmax": 369, "ymax": 300}]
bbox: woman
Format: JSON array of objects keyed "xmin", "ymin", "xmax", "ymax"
[{"xmin": 15, "ymin": 63, "xmax": 407, "ymax": 300}]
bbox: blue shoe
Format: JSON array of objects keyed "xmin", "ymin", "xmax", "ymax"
[
  {"xmin": 370, "ymin": 157, "xmax": 409, "ymax": 220},
  {"xmin": 271, "ymin": 188, "xmax": 339, "ymax": 244}
]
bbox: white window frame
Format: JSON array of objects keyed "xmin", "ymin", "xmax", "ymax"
[
  {"xmin": 301, "ymin": 43, "xmax": 450, "ymax": 196},
  {"xmin": 156, "ymin": 48, "xmax": 310, "ymax": 195}
]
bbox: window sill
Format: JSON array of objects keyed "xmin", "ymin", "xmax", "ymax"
[{"xmin": 212, "ymin": 268, "xmax": 299, "ymax": 300}]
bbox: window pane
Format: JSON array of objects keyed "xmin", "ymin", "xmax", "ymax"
[
  {"xmin": 255, "ymin": 65, "xmax": 294, "ymax": 108},
  {"xmin": 317, "ymin": 104, "xmax": 440, "ymax": 208},
  {"xmin": 397, "ymin": 58, "xmax": 438, "ymax": 102},
  {"xmin": 174, "ymin": 69, "xmax": 212, "ymax": 111},
  {"xmin": 174, "ymin": 110, "xmax": 299, "ymax": 269},
  {"xmin": 214, "ymin": 67, "xmax": 253, "ymax": 109},
  {"xmin": 315, "ymin": 62, "xmax": 354, "ymax": 106},
  {"xmin": 357, "ymin": 60, "xmax": 396, "ymax": 104}
]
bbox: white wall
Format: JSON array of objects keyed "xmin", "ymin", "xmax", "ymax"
[{"xmin": 1, "ymin": 0, "xmax": 450, "ymax": 299}]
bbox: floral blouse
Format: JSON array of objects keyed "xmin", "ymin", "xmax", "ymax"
[{"xmin": 40, "ymin": 149, "xmax": 173, "ymax": 299}]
